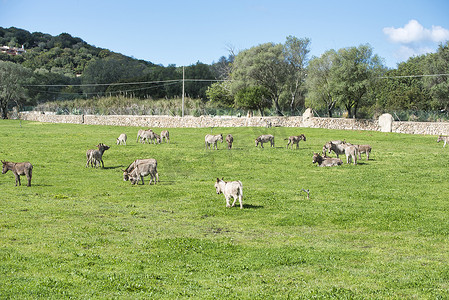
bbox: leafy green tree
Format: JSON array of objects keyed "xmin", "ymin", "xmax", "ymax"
[
  {"xmin": 0, "ymin": 61, "xmax": 32, "ymax": 118},
  {"xmin": 235, "ymin": 86, "xmax": 271, "ymax": 116},
  {"xmin": 283, "ymin": 36, "xmax": 310, "ymax": 114},
  {"xmin": 374, "ymin": 56, "xmax": 430, "ymax": 112},
  {"xmin": 424, "ymin": 42, "xmax": 449, "ymax": 112},
  {"xmin": 231, "ymin": 42, "xmax": 287, "ymax": 115},
  {"xmin": 306, "ymin": 50, "xmax": 338, "ymax": 117},
  {"xmin": 332, "ymin": 44, "xmax": 384, "ymax": 118},
  {"xmin": 206, "ymin": 82, "xmax": 233, "ymax": 107}
]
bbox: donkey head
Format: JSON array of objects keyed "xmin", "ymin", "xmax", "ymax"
[
  {"xmin": 122, "ymin": 169, "xmax": 130, "ymax": 181},
  {"xmin": 214, "ymin": 177, "xmax": 224, "ymax": 194},
  {"xmin": 312, "ymin": 153, "xmax": 322, "ymax": 165},
  {"xmin": 1, "ymin": 160, "xmax": 8, "ymax": 174},
  {"xmin": 96, "ymin": 143, "xmax": 110, "ymax": 152}
]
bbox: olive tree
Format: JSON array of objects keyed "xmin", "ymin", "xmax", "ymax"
[
  {"xmin": 234, "ymin": 86, "xmax": 271, "ymax": 116},
  {"xmin": 306, "ymin": 50, "xmax": 338, "ymax": 117},
  {"xmin": 231, "ymin": 42, "xmax": 288, "ymax": 115},
  {"xmin": 283, "ymin": 36, "xmax": 310, "ymax": 114},
  {"xmin": 332, "ymin": 44, "xmax": 384, "ymax": 118},
  {"xmin": 424, "ymin": 42, "xmax": 449, "ymax": 112},
  {"xmin": 0, "ymin": 61, "xmax": 32, "ymax": 119}
]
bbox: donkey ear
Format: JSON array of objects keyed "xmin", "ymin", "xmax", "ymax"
[
  {"xmin": 216, "ymin": 178, "xmax": 220, "ymax": 182},
  {"xmin": 221, "ymin": 177, "xmax": 224, "ymax": 180}
]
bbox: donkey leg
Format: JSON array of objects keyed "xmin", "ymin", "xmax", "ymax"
[
  {"xmin": 225, "ymin": 196, "xmax": 231, "ymax": 207},
  {"xmin": 231, "ymin": 196, "xmax": 237, "ymax": 207},
  {"xmin": 27, "ymin": 170, "xmax": 32, "ymax": 187},
  {"xmin": 239, "ymin": 195, "xmax": 243, "ymax": 209},
  {"xmin": 15, "ymin": 174, "xmax": 20, "ymax": 186}
]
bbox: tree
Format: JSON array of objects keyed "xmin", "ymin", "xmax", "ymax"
[
  {"xmin": 0, "ymin": 61, "xmax": 32, "ymax": 118},
  {"xmin": 283, "ymin": 36, "xmax": 311, "ymax": 114},
  {"xmin": 424, "ymin": 42, "xmax": 449, "ymax": 112},
  {"xmin": 206, "ymin": 81, "xmax": 233, "ymax": 107},
  {"xmin": 374, "ymin": 56, "xmax": 430, "ymax": 113},
  {"xmin": 231, "ymin": 42, "xmax": 288, "ymax": 115},
  {"xmin": 332, "ymin": 44, "xmax": 384, "ymax": 118},
  {"xmin": 184, "ymin": 62, "xmax": 215, "ymax": 99},
  {"xmin": 235, "ymin": 86, "xmax": 271, "ymax": 116},
  {"xmin": 306, "ymin": 50, "xmax": 338, "ymax": 117}
]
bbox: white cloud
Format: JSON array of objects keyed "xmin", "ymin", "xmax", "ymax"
[{"xmin": 383, "ymin": 19, "xmax": 449, "ymax": 44}]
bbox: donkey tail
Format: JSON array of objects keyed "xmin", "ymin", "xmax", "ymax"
[{"xmin": 238, "ymin": 181, "xmax": 243, "ymax": 197}]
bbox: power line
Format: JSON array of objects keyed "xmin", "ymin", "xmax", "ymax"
[
  {"xmin": 378, "ymin": 73, "xmax": 449, "ymax": 79},
  {"xmin": 24, "ymin": 79, "xmax": 181, "ymax": 88},
  {"xmin": 24, "ymin": 78, "xmax": 229, "ymax": 88},
  {"xmin": 26, "ymin": 81, "xmax": 181, "ymax": 96}
]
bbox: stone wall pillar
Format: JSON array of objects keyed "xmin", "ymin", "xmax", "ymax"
[{"xmin": 379, "ymin": 113, "xmax": 393, "ymax": 132}]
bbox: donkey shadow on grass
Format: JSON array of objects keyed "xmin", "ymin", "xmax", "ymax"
[
  {"xmin": 243, "ymin": 204, "xmax": 264, "ymax": 209},
  {"xmin": 102, "ymin": 165, "xmax": 125, "ymax": 170}
]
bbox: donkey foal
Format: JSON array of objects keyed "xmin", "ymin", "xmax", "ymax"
[{"xmin": 214, "ymin": 178, "xmax": 243, "ymax": 209}]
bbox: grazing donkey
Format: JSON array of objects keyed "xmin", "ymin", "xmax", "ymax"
[
  {"xmin": 128, "ymin": 159, "xmax": 159, "ymax": 185},
  {"xmin": 312, "ymin": 153, "xmax": 342, "ymax": 167},
  {"xmin": 323, "ymin": 141, "xmax": 358, "ymax": 165},
  {"xmin": 116, "ymin": 133, "xmax": 127, "ymax": 145},
  {"xmin": 285, "ymin": 134, "xmax": 306, "ymax": 149},
  {"xmin": 153, "ymin": 133, "xmax": 162, "ymax": 144},
  {"xmin": 141, "ymin": 129, "xmax": 156, "ymax": 144},
  {"xmin": 122, "ymin": 158, "xmax": 157, "ymax": 181},
  {"xmin": 205, "ymin": 134, "xmax": 223, "ymax": 150},
  {"xmin": 136, "ymin": 129, "xmax": 146, "ymax": 143},
  {"xmin": 1, "ymin": 160, "xmax": 33, "ymax": 186},
  {"xmin": 137, "ymin": 129, "xmax": 153, "ymax": 143},
  {"xmin": 226, "ymin": 134, "xmax": 234, "ymax": 150},
  {"xmin": 85, "ymin": 143, "xmax": 110, "ymax": 168},
  {"xmin": 255, "ymin": 134, "xmax": 275, "ymax": 148},
  {"xmin": 437, "ymin": 135, "xmax": 449, "ymax": 147},
  {"xmin": 214, "ymin": 178, "xmax": 243, "ymax": 209},
  {"xmin": 161, "ymin": 130, "xmax": 170, "ymax": 143}
]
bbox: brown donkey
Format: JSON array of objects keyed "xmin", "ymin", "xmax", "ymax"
[{"xmin": 1, "ymin": 160, "xmax": 33, "ymax": 186}]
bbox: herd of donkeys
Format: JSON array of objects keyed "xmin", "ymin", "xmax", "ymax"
[
  {"xmin": 0, "ymin": 128, "xmax": 373, "ymax": 191},
  {"xmin": 2, "ymin": 128, "xmax": 448, "ymax": 208}
]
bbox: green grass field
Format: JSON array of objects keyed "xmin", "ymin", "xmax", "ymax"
[{"xmin": 0, "ymin": 119, "xmax": 448, "ymax": 299}]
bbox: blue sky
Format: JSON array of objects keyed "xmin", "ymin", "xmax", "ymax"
[{"xmin": 1, "ymin": 0, "xmax": 448, "ymax": 68}]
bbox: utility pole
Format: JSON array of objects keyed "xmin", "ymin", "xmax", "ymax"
[{"xmin": 182, "ymin": 66, "xmax": 185, "ymax": 117}]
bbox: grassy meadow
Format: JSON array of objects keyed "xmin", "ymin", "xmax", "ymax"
[{"xmin": 0, "ymin": 119, "xmax": 448, "ymax": 299}]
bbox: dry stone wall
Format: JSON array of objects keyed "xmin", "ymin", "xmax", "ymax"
[{"xmin": 18, "ymin": 111, "xmax": 449, "ymax": 135}]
